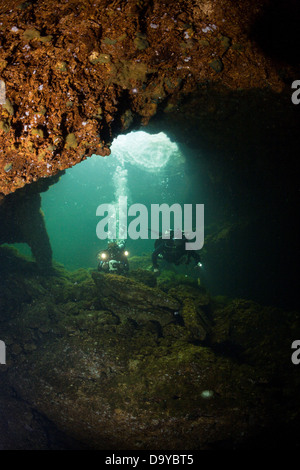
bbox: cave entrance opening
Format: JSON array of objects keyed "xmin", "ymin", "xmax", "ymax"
[{"xmin": 37, "ymin": 130, "xmax": 193, "ymax": 270}]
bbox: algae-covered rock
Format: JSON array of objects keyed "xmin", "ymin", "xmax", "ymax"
[
  {"xmin": 219, "ymin": 35, "xmax": 231, "ymax": 53},
  {"xmin": 23, "ymin": 29, "xmax": 40, "ymax": 40},
  {"xmin": 0, "ymin": 120, "xmax": 11, "ymax": 133},
  {"xmin": 167, "ymin": 284, "xmax": 213, "ymax": 341},
  {"xmin": 209, "ymin": 58, "xmax": 224, "ymax": 73},
  {"xmin": 39, "ymin": 35, "xmax": 53, "ymax": 43},
  {"xmin": 65, "ymin": 133, "xmax": 77, "ymax": 149},
  {"xmin": 92, "ymin": 272, "xmax": 180, "ymax": 326},
  {"xmin": 128, "ymin": 269, "xmax": 157, "ymax": 287},
  {"xmin": 102, "ymin": 37, "xmax": 117, "ymax": 45},
  {"xmin": 181, "ymin": 298, "xmax": 208, "ymax": 341},
  {"xmin": 210, "ymin": 299, "xmax": 300, "ymax": 376},
  {"xmin": 55, "ymin": 61, "xmax": 67, "ymax": 72},
  {"xmin": 0, "ymin": 247, "xmax": 298, "ymax": 449},
  {"xmin": 134, "ymin": 34, "xmax": 149, "ymax": 50},
  {"xmin": 89, "ymin": 51, "xmax": 111, "ymax": 64},
  {"xmin": 3, "ymin": 98, "xmax": 14, "ymax": 116},
  {"xmin": 92, "ymin": 271, "xmax": 179, "ymax": 309},
  {"xmin": 0, "ymin": 60, "xmax": 8, "ymax": 72},
  {"xmin": 4, "ymin": 163, "xmax": 13, "ymax": 172},
  {"xmin": 32, "ymin": 128, "xmax": 44, "ymax": 138},
  {"xmin": 157, "ymin": 271, "xmax": 198, "ymax": 292}
]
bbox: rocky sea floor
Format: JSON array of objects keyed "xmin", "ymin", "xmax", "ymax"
[{"xmin": 0, "ymin": 246, "xmax": 299, "ymax": 450}]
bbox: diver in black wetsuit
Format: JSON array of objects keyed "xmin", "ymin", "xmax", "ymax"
[
  {"xmin": 151, "ymin": 230, "xmax": 202, "ymax": 274},
  {"xmin": 97, "ymin": 240, "xmax": 129, "ymax": 275}
]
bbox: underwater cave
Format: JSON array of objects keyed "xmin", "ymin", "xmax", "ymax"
[{"xmin": 0, "ymin": 0, "xmax": 299, "ymax": 452}]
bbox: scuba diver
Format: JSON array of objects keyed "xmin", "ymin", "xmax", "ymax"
[
  {"xmin": 97, "ymin": 240, "xmax": 129, "ymax": 275},
  {"xmin": 152, "ymin": 230, "xmax": 202, "ymax": 274}
]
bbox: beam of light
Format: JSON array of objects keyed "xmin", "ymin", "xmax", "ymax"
[{"xmin": 110, "ymin": 131, "xmax": 179, "ymax": 171}]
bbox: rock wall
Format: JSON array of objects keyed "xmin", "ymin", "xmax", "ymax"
[
  {"xmin": 0, "ymin": 0, "xmax": 290, "ymax": 195},
  {"xmin": 0, "ymin": 173, "xmax": 62, "ymax": 268}
]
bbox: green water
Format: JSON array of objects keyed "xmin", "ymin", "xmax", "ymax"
[
  {"xmin": 7, "ymin": 129, "xmax": 297, "ymax": 310},
  {"xmin": 40, "ymin": 131, "xmax": 205, "ymax": 271}
]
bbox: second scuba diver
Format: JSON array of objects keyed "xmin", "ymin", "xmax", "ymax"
[{"xmin": 152, "ymin": 230, "xmax": 202, "ymax": 274}]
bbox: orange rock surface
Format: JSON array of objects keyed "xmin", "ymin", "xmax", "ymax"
[{"xmin": 0, "ymin": 0, "xmax": 289, "ymax": 195}]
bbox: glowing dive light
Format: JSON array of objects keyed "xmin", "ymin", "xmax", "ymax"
[
  {"xmin": 101, "ymin": 252, "xmax": 107, "ymax": 259},
  {"xmin": 124, "ymin": 251, "xmax": 129, "ymax": 256}
]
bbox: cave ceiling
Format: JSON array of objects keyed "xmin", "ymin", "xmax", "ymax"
[{"xmin": 0, "ymin": 0, "xmax": 299, "ymax": 196}]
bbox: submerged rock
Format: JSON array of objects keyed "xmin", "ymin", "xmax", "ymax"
[
  {"xmin": 128, "ymin": 268, "xmax": 157, "ymax": 287},
  {"xmin": 0, "ymin": 249, "xmax": 299, "ymax": 450},
  {"xmin": 92, "ymin": 271, "xmax": 179, "ymax": 326},
  {"xmin": 0, "ymin": 175, "xmax": 62, "ymax": 269},
  {"xmin": 181, "ymin": 298, "xmax": 209, "ymax": 341}
]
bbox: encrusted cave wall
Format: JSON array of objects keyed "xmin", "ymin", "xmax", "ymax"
[{"xmin": 1, "ymin": 0, "xmax": 299, "ymax": 197}]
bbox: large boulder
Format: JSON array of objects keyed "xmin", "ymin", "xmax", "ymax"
[{"xmin": 92, "ymin": 271, "xmax": 180, "ymax": 326}]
